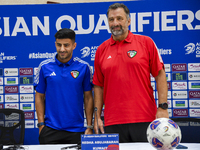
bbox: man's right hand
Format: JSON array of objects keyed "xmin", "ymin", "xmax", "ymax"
[
  {"xmin": 94, "ymin": 118, "xmax": 104, "ymax": 134},
  {"xmin": 39, "ymin": 125, "xmax": 45, "ymax": 134}
]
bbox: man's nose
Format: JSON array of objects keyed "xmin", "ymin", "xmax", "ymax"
[
  {"xmin": 113, "ymin": 19, "xmax": 119, "ymax": 26},
  {"xmin": 60, "ymin": 45, "xmax": 65, "ymax": 51}
]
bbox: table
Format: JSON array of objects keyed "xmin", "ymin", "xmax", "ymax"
[{"xmin": 5, "ymin": 143, "xmax": 200, "ymax": 150}]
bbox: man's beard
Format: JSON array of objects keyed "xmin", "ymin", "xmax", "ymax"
[
  {"xmin": 110, "ymin": 25, "xmax": 124, "ymax": 36},
  {"xmin": 58, "ymin": 52, "xmax": 70, "ymax": 60}
]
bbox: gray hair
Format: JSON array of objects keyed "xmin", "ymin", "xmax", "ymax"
[{"xmin": 107, "ymin": 3, "xmax": 130, "ymax": 19}]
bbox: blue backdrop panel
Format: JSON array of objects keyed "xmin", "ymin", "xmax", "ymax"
[{"xmin": 0, "ymin": 0, "xmax": 200, "ymax": 144}]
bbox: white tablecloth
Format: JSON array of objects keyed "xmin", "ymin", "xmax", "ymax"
[{"xmin": 7, "ymin": 143, "xmax": 200, "ymax": 150}]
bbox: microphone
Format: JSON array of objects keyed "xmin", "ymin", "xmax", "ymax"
[
  {"xmin": 94, "ymin": 107, "xmax": 101, "ymax": 134},
  {"xmin": 61, "ymin": 141, "xmax": 81, "ymax": 150},
  {"xmin": 2, "ymin": 145, "xmax": 25, "ymax": 150}
]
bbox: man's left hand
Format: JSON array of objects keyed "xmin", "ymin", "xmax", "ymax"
[{"xmin": 85, "ymin": 128, "xmax": 93, "ymax": 134}]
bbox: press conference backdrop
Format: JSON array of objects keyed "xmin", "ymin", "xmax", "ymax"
[{"xmin": 0, "ymin": 0, "xmax": 200, "ymax": 144}]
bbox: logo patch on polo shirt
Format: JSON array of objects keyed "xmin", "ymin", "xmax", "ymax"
[
  {"xmin": 71, "ymin": 70, "xmax": 79, "ymax": 79},
  {"xmin": 50, "ymin": 72, "xmax": 56, "ymax": 76},
  {"xmin": 127, "ymin": 50, "xmax": 137, "ymax": 58}
]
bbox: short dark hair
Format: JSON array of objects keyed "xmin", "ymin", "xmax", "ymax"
[
  {"xmin": 107, "ymin": 3, "xmax": 130, "ymax": 19},
  {"xmin": 54, "ymin": 28, "xmax": 75, "ymax": 42}
]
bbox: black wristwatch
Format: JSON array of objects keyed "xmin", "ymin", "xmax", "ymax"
[
  {"xmin": 37, "ymin": 122, "xmax": 45, "ymax": 127},
  {"xmin": 158, "ymin": 102, "xmax": 168, "ymax": 110}
]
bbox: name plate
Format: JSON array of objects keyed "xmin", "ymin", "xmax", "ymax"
[{"xmin": 81, "ymin": 134, "xmax": 119, "ymax": 150}]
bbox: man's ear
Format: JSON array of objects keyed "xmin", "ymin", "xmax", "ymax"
[
  {"xmin": 55, "ymin": 41, "xmax": 57, "ymax": 47},
  {"xmin": 128, "ymin": 18, "xmax": 131, "ymax": 26},
  {"xmin": 73, "ymin": 42, "xmax": 77, "ymax": 50}
]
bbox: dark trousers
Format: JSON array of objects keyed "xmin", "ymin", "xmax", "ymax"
[
  {"xmin": 105, "ymin": 122, "xmax": 150, "ymax": 143},
  {"xmin": 39, "ymin": 126, "xmax": 84, "ymax": 144}
]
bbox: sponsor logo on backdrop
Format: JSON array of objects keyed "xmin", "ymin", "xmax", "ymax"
[
  {"xmin": 5, "ymin": 103, "xmax": 19, "ymax": 109},
  {"xmin": 5, "ymin": 121, "xmax": 18, "ymax": 127},
  {"xmin": 1, "ymin": 9, "xmax": 200, "ymax": 37},
  {"xmin": 90, "ymin": 66, "xmax": 93, "ymax": 74},
  {"xmin": 166, "ymin": 73, "xmax": 171, "ymax": 81},
  {"xmin": 35, "ymin": 120, "xmax": 38, "ymax": 127},
  {"xmin": 0, "ymin": 104, "xmax": 3, "ymax": 109},
  {"xmin": 190, "ymin": 122, "xmax": 200, "ymax": 126},
  {"xmin": 188, "ymin": 63, "xmax": 200, "ymax": 71},
  {"xmin": 172, "ymin": 73, "xmax": 187, "ymax": 81},
  {"xmin": 150, "ymin": 74, "xmax": 155, "ymax": 81},
  {"xmin": 164, "ymin": 64, "xmax": 171, "ymax": 72},
  {"xmin": 19, "ymin": 77, "xmax": 33, "ymax": 84},
  {"xmin": 4, "ymin": 68, "xmax": 18, "ymax": 76},
  {"xmin": 84, "ymin": 119, "xmax": 87, "ymax": 127},
  {"xmin": 20, "ymin": 103, "xmax": 34, "ymax": 110},
  {"xmin": 168, "ymin": 109, "xmax": 172, "ymax": 117},
  {"xmin": 19, "ymin": 68, "xmax": 33, "ymax": 76},
  {"xmin": 189, "ymin": 100, "xmax": 200, "ymax": 107},
  {"xmin": 5, "ymin": 95, "xmax": 19, "ymax": 102},
  {"xmin": 172, "ymin": 91, "xmax": 187, "ymax": 99},
  {"xmin": 173, "ymin": 109, "xmax": 188, "ymax": 117},
  {"xmin": 81, "ymin": 47, "xmax": 90, "ymax": 58},
  {"xmin": 4, "ymin": 77, "xmax": 18, "ymax": 85},
  {"xmin": 167, "ymin": 100, "xmax": 172, "ymax": 108},
  {"xmin": 20, "ymin": 85, "xmax": 33, "ymax": 93},
  {"xmin": 0, "ymin": 86, "xmax": 3, "ymax": 94},
  {"xmin": 34, "ymin": 68, "xmax": 38, "ymax": 75},
  {"xmin": 172, "ymin": 82, "xmax": 187, "ymax": 89},
  {"xmin": 0, "ymin": 77, "xmax": 3, "ymax": 85},
  {"xmin": 0, "ymin": 95, "xmax": 4, "ymax": 102},
  {"xmin": 189, "ymin": 91, "xmax": 200, "ymax": 98},
  {"xmin": 176, "ymin": 122, "xmax": 189, "ymax": 127},
  {"xmin": 188, "ymin": 72, "xmax": 200, "ymax": 80},
  {"xmin": 0, "ymin": 53, "xmax": 17, "ymax": 63},
  {"xmin": 20, "ymin": 94, "xmax": 34, "ymax": 102},
  {"xmin": 185, "ymin": 42, "xmax": 200, "ymax": 58},
  {"xmin": 173, "ymin": 100, "xmax": 188, "ymax": 108},
  {"xmin": 172, "ymin": 64, "xmax": 187, "ymax": 72},
  {"xmin": 24, "ymin": 112, "xmax": 34, "ymax": 119},
  {"xmin": 151, "ymin": 82, "xmax": 155, "ymax": 90},
  {"xmin": 29, "ymin": 52, "xmax": 56, "ymax": 59},
  {"xmin": 156, "ymin": 91, "xmax": 171, "ymax": 99},
  {"xmin": 5, "ymin": 86, "xmax": 18, "ymax": 93},
  {"xmin": 158, "ymin": 48, "xmax": 172, "ymax": 55},
  {"xmin": 25, "ymin": 120, "xmax": 34, "ymax": 128},
  {"xmin": 167, "ymin": 82, "xmax": 171, "ymax": 90},
  {"xmin": 189, "ymin": 82, "xmax": 200, "ymax": 89},
  {"xmin": 23, "ymin": 104, "xmax": 32, "ymax": 110},
  {"xmin": 185, "ymin": 43, "xmax": 196, "ymax": 54},
  {"xmin": 5, "ymin": 113, "xmax": 19, "ymax": 120},
  {"xmin": 80, "ymin": 46, "xmax": 98, "ymax": 61},
  {"xmin": 167, "ymin": 91, "xmax": 172, "ymax": 99},
  {"xmin": 190, "ymin": 109, "xmax": 200, "ymax": 117},
  {"xmin": 35, "ymin": 112, "xmax": 38, "ymax": 119}
]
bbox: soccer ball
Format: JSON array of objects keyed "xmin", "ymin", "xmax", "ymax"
[{"xmin": 147, "ymin": 118, "xmax": 181, "ymax": 150}]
